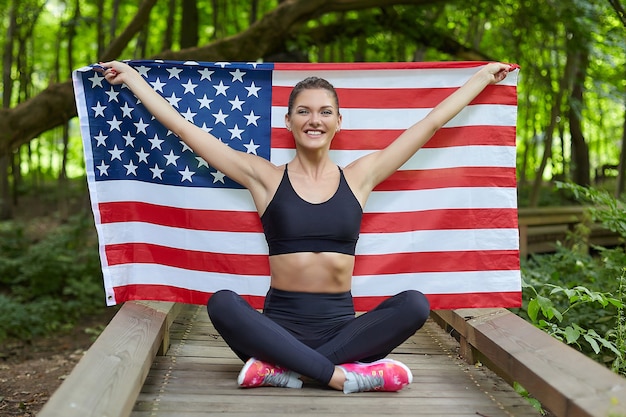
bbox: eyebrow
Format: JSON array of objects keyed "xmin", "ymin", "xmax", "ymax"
[{"xmin": 296, "ymin": 105, "xmax": 335, "ymax": 110}]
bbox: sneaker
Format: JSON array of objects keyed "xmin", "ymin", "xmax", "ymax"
[
  {"xmin": 237, "ymin": 357, "xmax": 303, "ymax": 389},
  {"xmin": 339, "ymin": 359, "xmax": 413, "ymax": 394}
]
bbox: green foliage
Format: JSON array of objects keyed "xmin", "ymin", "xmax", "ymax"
[
  {"xmin": 0, "ymin": 214, "xmax": 104, "ymax": 342},
  {"xmin": 513, "ymin": 382, "xmax": 545, "ymax": 415},
  {"xmin": 519, "ymin": 183, "xmax": 626, "ymax": 375},
  {"xmin": 556, "ymin": 182, "xmax": 626, "ymax": 237},
  {"xmin": 609, "ymin": 269, "xmax": 626, "ymax": 375}
]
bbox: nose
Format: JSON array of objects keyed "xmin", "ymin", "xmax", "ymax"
[{"xmin": 308, "ymin": 113, "xmax": 321, "ymax": 125}]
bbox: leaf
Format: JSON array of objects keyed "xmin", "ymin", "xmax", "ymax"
[
  {"xmin": 564, "ymin": 326, "xmax": 581, "ymax": 344},
  {"xmin": 536, "ymin": 295, "xmax": 557, "ymax": 320},
  {"xmin": 583, "ymin": 334, "xmax": 601, "ymax": 354},
  {"xmin": 597, "ymin": 337, "xmax": 623, "ymax": 358},
  {"xmin": 527, "ymin": 299, "xmax": 539, "ymax": 322}
]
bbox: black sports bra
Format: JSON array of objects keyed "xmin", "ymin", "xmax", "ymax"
[{"xmin": 260, "ymin": 165, "xmax": 363, "ymax": 256}]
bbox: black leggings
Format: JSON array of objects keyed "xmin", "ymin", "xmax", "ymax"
[{"xmin": 207, "ymin": 288, "xmax": 430, "ymax": 385}]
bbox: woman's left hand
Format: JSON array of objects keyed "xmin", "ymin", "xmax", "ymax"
[{"xmin": 481, "ymin": 62, "xmax": 516, "ymax": 84}]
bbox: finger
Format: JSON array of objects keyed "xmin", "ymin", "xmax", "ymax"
[{"xmin": 90, "ymin": 63, "xmax": 110, "ymax": 74}]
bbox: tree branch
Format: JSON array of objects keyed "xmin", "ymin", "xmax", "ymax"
[
  {"xmin": 0, "ymin": 0, "xmax": 445, "ymax": 156},
  {"xmin": 299, "ymin": 10, "xmax": 493, "ymax": 61},
  {"xmin": 0, "ymin": 0, "xmax": 158, "ymax": 155}
]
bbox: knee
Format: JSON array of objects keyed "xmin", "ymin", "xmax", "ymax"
[
  {"xmin": 206, "ymin": 289, "xmax": 239, "ymax": 324},
  {"xmin": 399, "ymin": 290, "xmax": 430, "ymax": 328}
]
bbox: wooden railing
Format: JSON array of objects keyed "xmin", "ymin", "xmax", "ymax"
[
  {"xmin": 431, "ymin": 309, "xmax": 626, "ymax": 417},
  {"xmin": 38, "ymin": 301, "xmax": 183, "ymax": 417},
  {"xmin": 518, "ymin": 206, "xmax": 622, "ymax": 257}
]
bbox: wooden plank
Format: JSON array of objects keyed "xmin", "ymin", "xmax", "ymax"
[
  {"xmin": 38, "ymin": 301, "xmax": 181, "ymax": 417},
  {"xmin": 518, "ymin": 206, "xmax": 585, "ymax": 226},
  {"xmin": 131, "ymin": 304, "xmax": 541, "ymax": 417},
  {"xmin": 432, "ymin": 309, "xmax": 626, "ymax": 417}
]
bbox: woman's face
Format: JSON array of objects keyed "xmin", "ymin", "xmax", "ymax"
[{"xmin": 285, "ymin": 88, "xmax": 342, "ymax": 151}]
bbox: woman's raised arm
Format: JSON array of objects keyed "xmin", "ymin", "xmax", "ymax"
[
  {"xmin": 99, "ymin": 61, "xmax": 276, "ymax": 193},
  {"xmin": 347, "ymin": 62, "xmax": 514, "ymax": 198}
]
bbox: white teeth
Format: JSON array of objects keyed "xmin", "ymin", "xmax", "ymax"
[{"xmin": 307, "ymin": 130, "xmax": 322, "ymax": 135}]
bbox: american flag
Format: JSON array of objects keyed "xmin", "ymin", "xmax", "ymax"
[{"xmin": 72, "ymin": 60, "xmax": 521, "ymax": 310}]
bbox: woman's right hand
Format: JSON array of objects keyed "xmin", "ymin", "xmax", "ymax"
[{"xmin": 98, "ymin": 61, "xmax": 136, "ymax": 86}]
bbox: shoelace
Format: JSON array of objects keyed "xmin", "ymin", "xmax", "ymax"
[
  {"xmin": 345, "ymin": 371, "xmax": 384, "ymax": 392},
  {"xmin": 263, "ymin": 370, "xmax": 293, "ymax": 387}
]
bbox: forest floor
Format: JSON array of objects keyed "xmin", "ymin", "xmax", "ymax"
[
  {"xmin": 0, "ymin": 304, "xmax": 119, "ymax": 416},
  {"xmin": 0, "ymin": 184, "xmax": 122, "ymax": 416}
]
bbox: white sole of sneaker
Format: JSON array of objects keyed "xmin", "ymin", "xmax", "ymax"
[{"xmin": 237, "ymin": 357, "xmax": 257, "ymax": 387}]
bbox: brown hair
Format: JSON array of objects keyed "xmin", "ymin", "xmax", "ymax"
[{"xmin": 287, "ymin": 77, "xmax": 340, "ymax": 115}]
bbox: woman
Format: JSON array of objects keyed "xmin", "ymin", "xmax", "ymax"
[{"xmin": 101, "ymin": 60, "xmax": 513, "ymax": 393}]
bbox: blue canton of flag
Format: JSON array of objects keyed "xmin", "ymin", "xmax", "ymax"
[{"xmin": 78, "ymin": 60, "xmax": 274, "ymax": 188}]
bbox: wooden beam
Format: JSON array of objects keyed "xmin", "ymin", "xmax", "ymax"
[
  {"xmin": 432, "ymin": 309, "xmax": 626, "ymax": 417},
  {"xmin": 38, "ymin": 301, "xmax": 182, "ymax": 417}
]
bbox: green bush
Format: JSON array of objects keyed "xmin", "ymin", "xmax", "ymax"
[
  {"xmin": 0, "ymin": 214, "xmax": 104, "ymax": 343},
  {"xmin": 519, "ymin": 183, "xmax": 626, "ymax": 376}
]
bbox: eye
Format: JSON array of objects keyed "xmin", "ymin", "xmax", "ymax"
[
  {"xmin": 322, "ymin": 109, "xmax": 333, "ymax": 116},
  {"xmin": 297, "ymin": 109, "xmax": 309, "ymax": 115}
]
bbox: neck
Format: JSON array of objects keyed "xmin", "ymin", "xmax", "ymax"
[{"xmin": 289, "ymin": 153, "xmax": 336, "ymax": 179}]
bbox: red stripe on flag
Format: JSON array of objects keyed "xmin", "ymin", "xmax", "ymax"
[
  {"xmin": 374, "ymin": 167, "xmax": 517, "ymax": 191},
  {"xmin": 353, "ymin": 292, "xmax": 522, "ymax": 311},
  {"xmin": 105, "ymin": 243, "xmax": 270, "ymax": 275},
  {"xmin": 270, "ymin": 126, "xmax": 517, "ymax": 150},
  {"xmin": 112, "ymin": 284, "xmax": 521, "ymax": 310},
  {"xmin": 362, "ymin": 208, "xmax": 518, "ymax": 233},
  {"xmin": 272, "ymin": 85, "xmax": 518, "ymax": 108},
  {"xmin": 354, "ymin": 250, "xmax": 520, "ymax": 275},
  {"xmin": 98, "ymin": 204, "xmax": 516, "ymax": 233},
  {"xmin": 104, "ymin": 242, "xmax": 515, "ymax": 276},
  {"xmin": 99, "ymin": 202, "xmax": 263, "ymax": 232}
]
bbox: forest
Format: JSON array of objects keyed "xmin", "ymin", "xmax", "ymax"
[{"xmin": 0, "ymin": 0, "xmax": 625, "ymax": 382}]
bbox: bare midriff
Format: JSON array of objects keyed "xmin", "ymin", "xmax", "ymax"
[{"xmin": 268, "ymin": 252, "xmax": 355, "ymax": 293}]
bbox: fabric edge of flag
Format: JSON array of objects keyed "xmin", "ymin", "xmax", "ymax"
[{"xmin": 72, "ymin": 70, "xmax": 117, "ymax": 306}]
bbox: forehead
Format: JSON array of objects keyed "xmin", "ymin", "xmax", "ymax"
[{"xmin": 293, "ymin": 88, "xmax": 337, "ymax": 107}]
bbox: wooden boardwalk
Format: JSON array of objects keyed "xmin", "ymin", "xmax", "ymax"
[{"xmin": 129, "ymin": 304, "xmax": 540, "ymax": 417}]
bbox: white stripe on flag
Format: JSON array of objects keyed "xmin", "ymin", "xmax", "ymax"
[
  {"xmin": 92, "ymin": 180, "xmax": 517, "ymax": 212},
  {"xmin": 104, "ymin": 263, "xmax": 520, "ymax": 296},
  {"xmin": 271, "ymin": 105, "xmax": 518, "ymax": 129},
  {"xmin": 269, "ymin": 146, "xmax": 517, "ymax": 169},
  {"xmin": 98, "ymin": 222, "xmax": 518, "ymax": 255}
]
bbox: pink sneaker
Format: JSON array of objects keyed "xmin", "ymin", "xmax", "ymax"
[
  {"xmin": 339, "ymin": 359, "xmax": 413, "ymax": 393},
  {"xmin": 237, "ymin": 358, "xmax": 303, "ymax": 389}
]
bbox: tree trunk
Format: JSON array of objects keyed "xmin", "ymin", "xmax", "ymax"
[
  {"xmin": 250, "ymin": 0, "xmax": 259, "ymax": 25},
  {"xmin": 162, "ymin": 0, "xmax": 177, "ymax": 51},
  {"xmin": 2, "ymin": 1, "xmax": 16, "ymax": 109},
  {"xmin": 529, "ymin": 62, "xmax": 571, "ymax": 206},
  {"xmin": 110, "ymin": 0, "xmax": 121, "ymax": 41},
  {"xmin": 180, "ymin": 0, "xmax": 199, "ymax": 48},
  {"xmin": 96, "ymin": 0, "xmax": 105, "ymax": 58},
  {"xmin": 568, "ymin": 49, "xmax": 591, "ymax": 186},
  {"xmin": 211, "ymin": 0, "xmax": 220, "ymax": 39},
  {"xmin": 616, "ymin": 100, "xmax": 626, "ymax": 196},
  {"xmin": 0, "ymin": 0, "xmax": 17, "ymax": 219}
]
